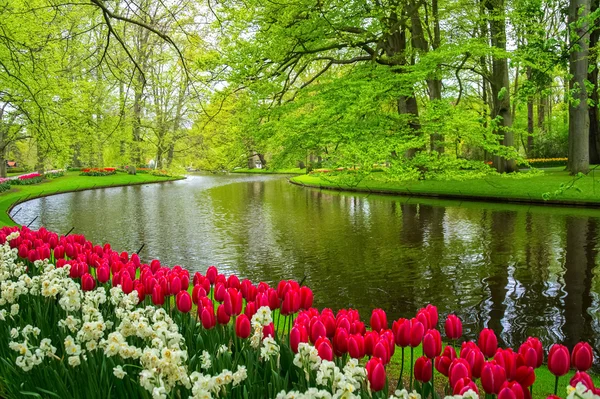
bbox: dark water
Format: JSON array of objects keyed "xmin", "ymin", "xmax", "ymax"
[{"xmin": 12, "ymin": 173, "xmax": 600, "ymax": 355}]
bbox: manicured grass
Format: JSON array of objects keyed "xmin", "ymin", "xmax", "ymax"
[
  {"xmin": 0, "ymin": 171, "xmax": 183, "ymax": 227},
  {"xmin": 231, "ymin": 167, "xmax": 306, "ymax": 174},
  {"xmin": 290, "ymin": 168, "xmax": 600, "ymax": 206}
]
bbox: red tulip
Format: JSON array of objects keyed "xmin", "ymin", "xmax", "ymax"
[
  {"xmin": 423, "ymin": 329, "xmax": 442, "ymax": 359},
  {"xmin": 519, "ymin": 338, "xmax": 543, "ymax": 369},
  {"xmin": 235, "ymin": 314, "xmax": 251, "ymax": 339},
  {"xmin": 310, "ymin": 319, "xmax": 327, "ymax": 344},
  {"xmin": 481, "ymin": 361, "xmax": 507, "ymax": 395},
  {"xmin": 570, "ymin": 371, "xmax": 595, "ymax": 391},
  {"xmin": 478, "ymin": 328, "xmax": 498, "ymax": 358},
  {"xmin": 364, "ymin": 331, "xmax": 379, "ymax": 356},
  {"xmin": 206, "ymin": 266, "xmax": 218, "ymax": 284},
  {"xmin": 370, "ymin": 308, "xmax": 388, "ymax": 333},
  {"xmin": 449, "ymin": 358, "xmax": 472, "ymax": 388},
  {"xmin": 548, "ymin": 344, "xmax": 570, "ymax": 377},
  {"xmin": 425, "ymin": 304, "xmax": 438, "ymax": 328},
  {"xmin": 215, "ymin": 283, "xmax": 226, "ymax": 302},
  {"xmin": 499, "ymin": 381, "xmax": 525, "ymax": 399},
  {"xmin": 290, "ymin": 325, "xmax": 308, "ymax": 353},
  {"xmin": 152, "ymin": 284, "xmax": 164, "ymax": 305},
  {"xmin": 445, "ymin": 314, "xmax": 463, "ymax": 340},
  {"xmin": 169, "ymin": 276, "xmax": 182, "ymax": 296},
  {"xmin": 453, "ymin": 378, "xmax": 479, "ymax": 395},
  {"xmin": 463, "ymin": 343, "xmax": 485, "ymax": 379},
  {"xmin": 409, "ymin": 318, "xmax": 425, "ymax": 347},
  {"xmin": 394, "ymin": 318, "xmax": 411, "ymax": 347},
  {"xmin": 227, "ymin": 275, "xmax": 240, "ymax": 290},
  {"xmin": 571, "ymin": 342, "xmax": 593, "ymax": 371},
  {"xmin": 316, "ymin": 337, "xmax": 333, "ymax": 361},
  {"xmin": 201, "ymin": 306, "xmax": 216, "ymax": 329},
  {"xmin": 299, "ymin": 286, "xmax": 313, "ymax": 310},
  {"xmin": 494, "ymin": 348, "xmax": 518, "ymax": 381},
  {"xmin": 366, "ymin": 357, "xmax": 387, "ymax": 391},
  {"xmin": 333, "ymin": 328, "xmax": 349, "ymax": 356},
  {"xmin": 97, "ymin": 265, "xmax": 110, "ymax": 284},
  {"xmin": 263, "ymin": 322, "xmax": 275, "ymax": 339},
  {"xmin": 515, "ymin": 366, "xmax": 536, "ymax": 388},
  {"xmin": 217, "ymin": 304, "xmax": 230, "ymax": 325},
  {"xmin": 176, "ymin": 291, "xmax": 192, "ymax": 313},
  {"xmin": 81, "ymin": 273, "xmax": 95, "ymax": 291},
  {"xmin": 267, "ymin": 288, "xmax": 280, "ymax": 311},
  {"xmin": 435, "ymin": 345, "xmax": 457, "ymax": 377},
  {"xmin": 244, "ymin": 301, "xmax": 257, "ymax": 319},
  {"xmin": 373, "ymin": 339, "xmax": 390, "ymax": 365},
  {"xmin": 348, "ymin": 334, "xmax": 365, "ymax": 359},
  {"xmin": 415, "ymin": 356, "xmax": 433, "ymax": 383}
]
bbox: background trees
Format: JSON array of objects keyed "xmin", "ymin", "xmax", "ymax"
[{"xmin": 0, "ymin": 0, "xmax": 595, "ymax": 176}]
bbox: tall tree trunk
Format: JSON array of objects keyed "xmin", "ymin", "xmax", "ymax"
[
  {"xmin": 486, "ymin": 0, "xmax": 516, "ymax": 172},
  {"xmin": 568, "ymin": 0, "xmax": 591, "ymax": 174},
  {"xmin": 526, "ymin": 67, "xmax": 534, "ymax": 156},
  {"xmin": 588, "ymin": 0, "xmax": 600, "ymax": 164}
]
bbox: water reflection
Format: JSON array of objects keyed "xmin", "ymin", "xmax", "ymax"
[{"xmin": 12, "ymin": 174, "xmax": 600, "ymax": 358}]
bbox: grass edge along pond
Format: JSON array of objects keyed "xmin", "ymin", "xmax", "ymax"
[
  {"xmin": 290, "ymin": 168, "xmax": 600, "ymax": 207},
  {"xmin": 0, "ymin": 171, "xmax": 183, "ymax": 227}
]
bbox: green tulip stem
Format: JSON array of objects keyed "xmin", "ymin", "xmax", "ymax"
[
  {"xmin": 431, "ymin": 361, "xmax": 435, "ymax": 399},
  {"xmin": 409, "ymin": 347, "xmax": 414, "ymax": 391},
  {"xmin": 554, "ymin": 376, "xmax": 559, "ymax": 396},
  {"xmin": 397, "ymin": 347, "xmax": 405, "ymax": 390}
]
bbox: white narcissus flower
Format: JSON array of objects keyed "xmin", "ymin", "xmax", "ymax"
[{"xmin": 113, "ymin": 365, "xmax": 127, "ymax": 379}]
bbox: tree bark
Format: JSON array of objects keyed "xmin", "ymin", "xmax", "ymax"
[
  {"xmin": 588, "ymin": 0, "xmax": 600, "ymax": 164},
  {"xmin": 568, "ymin": 0, "xmax": 591, "ymax": 174},
  {"xmin": 526, "ymin": 67, "xmax": 534, "ymax": 156},
  {"xmin": 486, "ymin": 0, "xmax": 516, "ymax": 172}
]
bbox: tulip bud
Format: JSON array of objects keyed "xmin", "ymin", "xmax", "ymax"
[
  {"xmin": 423, "ymin": 329, "xmax": 442, "ymax": 359},
  {"xmin": 498, "ymin": 381, "xmax": 525, "ymax": 399},
  {"xmin": 409, "ymin": 318, "xmax": 425, "ymax": 347},
  {"xmin": 415, "ymin": 356, "xmax": 433, "ymax": 383},
  {"xmin": 370, "ymin": 308, "xmax": 388, "ymax": 333},
  {"xmin": 81, "ymin": 273, "xmax": 95, "ymax": 291},
  {"xmin": 235, "ymin": 314, "xmax": 251, "ymax": 339},
  {"xmin": 570, "ymin": 371, "xmax": 595, "ymax": 391},
  {"xmin": 316, "ymin": 337, "xmax": 333, "ymax": 361},
  {"xmin": 152, "ymin": 284, "xmax": 164, "ymax": 306},
  {"xmin": 263, "ymin": 323, "xmax": 275, "ymax": 339},
  {"xmin": 449, "ymin": 358, "xmax": 471, "ymax": 389},
  {"xmin": 206, "ymin": 266, "xmax": 218, "ymax": 284},
  {"xmin": 201, "ymin": 306, "xmax": 216, "ymax": 329},
  {"xmin": 333, "ymin": 328, "xmax": 349, "ymax": 357},
  {"xmin": 548, "ymin": 344, "xmax": 570, "ymax": 377},
  {"xmin": 478, "ymin": 328, "xmax": 498, "ymax": 358},
  {"xmin": 299, "ymin": 286, "xmax": 313, "ymax": 310},
  {"xmin": 290, "ymin": 325, "xmax": 308, "ymax": 353},
  {"xmin": 453, "ymin": 378, "xmax": 479, "ymax": 395},
  {"xmin": 435, "ymin": 345, "xmax": 457, "ymax": 377},
  {"xmin": 310, "ymin": 319, "xmax": 327, "ymax": 344},
  {"xmin": 481, "ymin": 361, "xmax": 507, "ymax": 395},
  {"xmin": 366, "ymin": 357, "xmax": 387, "ymax": 391},
  {"xmin": 217, "ymin": 304, "xmax": 230, "ymax": 325},
  {"xmin": 571, "ymin": 342, "xmax": 593, "ymax": 372},
  {"xmin": 445, "ymin": 314, "xmax": 463, "ymax": 340},
  {"xmin": 176, "ymin": 291, "xmax": 192, "ymax": 313},
  {"xmin": 97, "ymin": 265, "xmax": 110, "ymax": 284},
  {"xmin": 348, "ymin": 334, "xmax": 365, "ymax": 359}
]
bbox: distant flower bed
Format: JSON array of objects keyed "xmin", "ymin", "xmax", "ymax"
[
  {"xmin": 522, "ymin": 158, "xmax": 568, "ymax": 168},
  {"xmin": 80, "ymin": 167, "xmax": 117, "ymax": 176},
  {"xmin": 0, "ymin": 178, "xmax": 10, "ymax": 193},
  {"xmin": 9, "ymin": 173, "xmax": 43, "ymax": 185},
  {"xmin": 149, "ymin": 169, "xmax": 173, "ymax": 177}
]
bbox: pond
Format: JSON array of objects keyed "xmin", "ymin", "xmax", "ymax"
[{"xmin": 12, "ymin": 173, "xmax": 600, "ymax": 355}]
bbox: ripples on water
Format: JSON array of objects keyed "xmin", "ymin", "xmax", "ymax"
[{"xmin": 13, "ymin": 173, "xmax": 600, "ymax": 359}]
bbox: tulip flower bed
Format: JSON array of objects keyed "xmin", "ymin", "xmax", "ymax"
[
  {"xmin": 8, "ymin": 172, "xmax": 43, "ymax": 185},
  {"xmin": 80, "ymin": 167, "xmax": 117, "ymax": 176},
  {"xmin": 0, "ymin": 226, "xmax": 598, "ymax": 399}
]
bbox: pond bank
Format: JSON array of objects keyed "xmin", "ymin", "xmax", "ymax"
[
  {"xmin": 0, "ymin": 171, "xmax": 183, "ymax": 227},
  {"xmin": 289, "ymin": 169, "xmax": 600, "ymax": 207}
]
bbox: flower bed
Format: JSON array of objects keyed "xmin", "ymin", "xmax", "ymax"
[
  {"xmin": 80, "ymin": 167, "xmax": 117, "ymax": 176},
  {"xmin": 9, "ymin": 172, "xmax": 43, "ymax": 185},
  {"xmin": 0, "ymin": 226, "xmax": 598, "ymax": 399},
  {"xmin": 44, "ymin": 169, "xmax": 64, "ymax": 179}
]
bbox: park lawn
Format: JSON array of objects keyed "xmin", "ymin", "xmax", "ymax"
[
  {"xmin": 291, "ymin": 168, "xmax": 600, "ymax": 205},
  {"xmin": 231, "ymin": 167, "xmax": 306, "ymax": 174},
  {"xmin": 0, "ymin": 171, "xmax": 182, "ymax": 227}
]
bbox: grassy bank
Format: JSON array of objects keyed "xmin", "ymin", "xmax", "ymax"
[
  {"xmin": 231, "ymin": 167, "xmax": 306, "ymax": 174},
  {"xmin": 0, "ymin": 171, "xmax": 183, "ymax": 227},
  {"xmin": 290, "ymin": 168, "xmax": 600, "ymax": 206}
]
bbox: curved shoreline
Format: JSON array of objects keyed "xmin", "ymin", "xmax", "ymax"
[
  {"xmin": 2, "ymin": 174, "xmax": 185, "ymax": 227},
  {"xmin": 289, "ymin": 176, "xmax": 600, "ymax": 208}
]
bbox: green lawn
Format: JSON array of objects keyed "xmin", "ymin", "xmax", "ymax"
[
  {"xmin": 0, "ymin": 171, "xmax": 183, "ymax": 227},
  {"xmin": 231, "ymin": 167, "xmax": 306, "ymax": 174},
  {"xmin": 291, "ymin": 168, "xmax": 600, "ymax": 206}
]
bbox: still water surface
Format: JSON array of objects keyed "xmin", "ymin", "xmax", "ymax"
[{"xmin": 13, "ymin": 173, "xmax": 600, "ymax": 354}]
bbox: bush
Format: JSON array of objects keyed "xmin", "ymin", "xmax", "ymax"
[
  {"xmin": 80, "ymin": 168, "xmax": 117, "ymax": 176},
  {"xmin": 520, "ymin": 158, "xmax": 568, "ymax": 168},
  {"xmin": 6, "ymin": 167, "xmax": 27, "ymax": 174}
]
